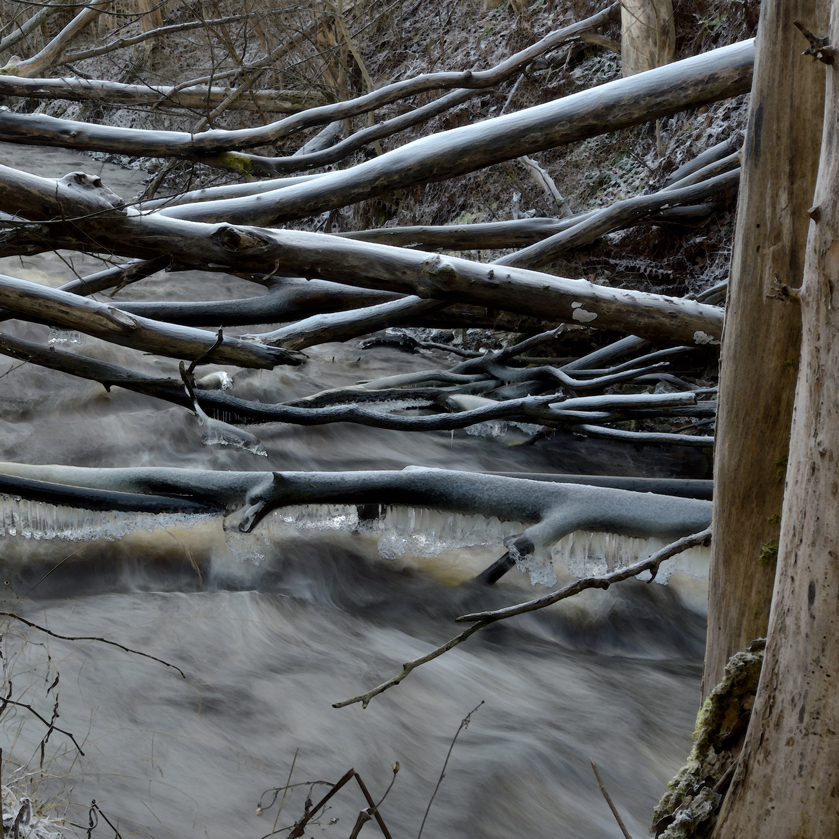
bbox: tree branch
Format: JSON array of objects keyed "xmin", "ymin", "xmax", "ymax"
[{"xmin": 334, "ymin": 529, "xmax": 711, "ymax": 708}]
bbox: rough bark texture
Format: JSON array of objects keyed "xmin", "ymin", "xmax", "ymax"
[
  {"xmin": 702, "ymin": 0, "xmax": 827, "ymax": 695},
  {"xmin": 711, "ymin": 3, "xmax": 839, "ymax": 834}
]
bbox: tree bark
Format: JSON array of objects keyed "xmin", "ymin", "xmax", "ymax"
[
  {"xmin": 0, "ymin": 206, "xmax": 726, "ymax": 345},
  {"xmin": 0, "ymin": 39, "xmax": 754, "ymax": 193},
  {"xmin": 702, "ymin": 0, "xmax": 828, "ymax": 696},
  {"xmin": 0, "ymin": 272, "xmax": 302, "ymax": 369},
  {"xmin": 0, "ymin": 75, "xmax": 326, "ymax": 112},
  {"xmin": 711, "ymin": 3, "xmax": 839, "ymax": 831},
  {"xmin": 621, "ymin": 0, "xmax": 675, "ymax": 77}
]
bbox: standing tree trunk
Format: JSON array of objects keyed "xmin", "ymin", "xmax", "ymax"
[
  {"xmin": 702, "ymin": 0, "xmax": 828, "ymax": 696},
  {"xmin": 711, "ymin": 3, "xmax": 839, "ymax": 834},
  {"xmin": 621, "ymin": 0, "xmax": 675, "ymax": 76}
]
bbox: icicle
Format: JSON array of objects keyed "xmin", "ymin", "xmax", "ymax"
[
  {"xmin": 47, "ymin": 329, "xmax": 85, "ymax": 346},
  {"xmin": 190, "ymin": 391, "xmax": 267, "ymax": 457},
  {"xmin": 511, "ymin": 541, "xmax": 558, "ymax": 587},
  {"xmin": 19, "ymin": 500, "xmax": 32, "ymax": 540},
  {"xmin": 224, "ymin": 528, "xmax": 266, "ymax": 566}
]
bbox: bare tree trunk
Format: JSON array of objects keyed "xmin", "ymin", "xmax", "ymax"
[
  {"xmin": 136, "ymin": 0, "xmax": 163, "ymax": 33},
  {"xmin": 621, "ymin": 0, "xmax": 675, "ymax": 76},
  {"xmin": 712, "ymin": 4, "xmax": 839, "ymax": 831},
  {"xmin": 702, "ymin": 0, "xmax": 828, "ymax": 695}
]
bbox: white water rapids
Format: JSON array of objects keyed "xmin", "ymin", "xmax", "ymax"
[{"xmin": 0, "ymin": 145, "xmax": 712, "ymax": 839}]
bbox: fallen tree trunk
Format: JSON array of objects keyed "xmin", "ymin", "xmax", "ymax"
[
  {"xmin": 0, "ymin": 472, "xmax": 218, "ymax": 514},
  {"xmin": 137, "ymin": 174, "xmax": 325, "ymax": 212},
  {"xmin": 497, "ymin": 168, "xmax": 739, "ymax": 269},
  {"xmin": 0, "ymin": 211, "xmax": 725, "ymax": 344},
  {"xmin": 0, "ymin": 39, "xmax": 753, "ymax": 203},
  {"xmin": 0, "ymin": 5, "xmax": 621, "ymax": 158},
  {"xmin": 171, "ymin": 39, "xmax": 754, "ymax": 216},
  {"xmin": 0, "ymin": 169, "xmax": 725, "ymax": 344},
  {"xmin": 246, "ymin": 295, "xmax": 445, "ymax": 350},
  {"xmin": 0, "ymin": 272, "xmax": 303, "ymax": 369},
  {"xmin": 0, "ymin": 464, "xmax": 712, "ymax": 549},
  {"xmin": 0, "ymin": 75, "xmax": 327, "ymax": 113},
  {"xmin": 337, "ymin": 203, "xmax": 718, "ymax": 251},
  {"xmin": 114, "ymin": 278, "xmax": 402, "ymax": 327},
  {"xmin": 230, "ymin": 87, "xmax": 484, "ymax": 175}
]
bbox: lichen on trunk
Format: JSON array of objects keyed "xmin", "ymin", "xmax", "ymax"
[{"xmin": 652, "ymin": 641, "xmax": 764, "ymax": 838}]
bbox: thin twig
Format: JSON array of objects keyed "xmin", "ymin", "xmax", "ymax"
[
  {"xmin": 332, "ymin": 621, "xmax": 487, "ymax": 709},
  {"xmin": 353, "ymin": 772, "xmax": 394, "ymax": 839},
  {"xmin": 457, "ymin": 528, "xmax": 712, "ymax": 623},
  {"xmin": 417, "ymin": 702, "xmax": 483, "ymax": 839},
  {"xmin": 334, "ymin": 530, "xmax": 711, "ymax": 708},
  {"xmin": 590, "ymin": 760, "xmax": 633, "ymax": 839},
  {"xmin": 375, "ymin": 763, "xmax": 400, "ymax": 808},
  {"xmin": 286, "ymin": 768, "xmax": 355, "ymax": 839},
  {"xmin": 0, "ymin": 613, "xmax": 186, "ymax": 679},
  {"xmin": 187, "ymin": 327, "xmax": 225, "ymax": 375},
  {"xmin": 89, "ymin": 802, "xmax": 122, "ymax": 839},
  {"xmin": 1, "ymin": 697, "xmax": 84, "ymax": 755}
]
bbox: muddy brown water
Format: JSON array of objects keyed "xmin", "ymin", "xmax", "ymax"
[{"xmin": 0, "ymin": 145, "xmax": 708, "ymax": 839}]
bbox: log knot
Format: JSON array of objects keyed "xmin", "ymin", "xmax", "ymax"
[
  {"xmin": 105, "ymin": 307, "xmax": 139, "ymax": 330},
  {"xmin": 57, "ymin": 172, "xmax": 126, "ymax": 217},
  {"xmin": 211, "ymin": 225, "xmax": 273, "ymax": 252}
]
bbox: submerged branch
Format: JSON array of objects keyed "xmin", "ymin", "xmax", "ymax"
[
  {"xmin": 0, "ymin": 331, "xmax": 711, "ymax": 439},
  {"xmin": 458, "ymin": 528, "xmax": 712, "ymax": 622},
  {"xmin": 334, "ymin": 528, "xmax": 712, "ymax": 708}
]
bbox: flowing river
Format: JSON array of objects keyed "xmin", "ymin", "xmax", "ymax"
[{"xmin": 0, "ymin": 145, "xmax": 712, "ymax": 839}]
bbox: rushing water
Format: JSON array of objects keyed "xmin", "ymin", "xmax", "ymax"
[{"xmin": 0, "ymin": 145, "xmax": 712, "ymax": 839}]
